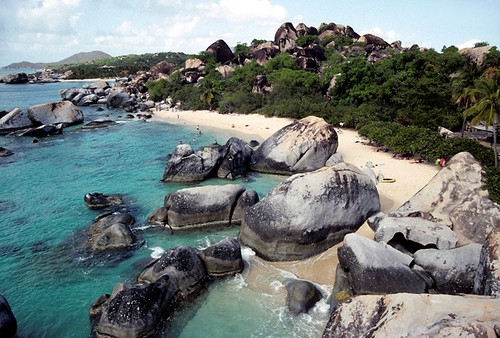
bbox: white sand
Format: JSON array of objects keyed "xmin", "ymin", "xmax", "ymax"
[{"xmin": 152, "ymin": 109, "xmax": 441, "ymax": 286}]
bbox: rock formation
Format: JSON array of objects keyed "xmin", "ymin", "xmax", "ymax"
[
  {"xmin": 1, "ymin": 72, "xmax": 29, "ymax": 84},
  {"xmin": 338, "ymin": 233, "xmax": 429, "ymax": 294},
  {"xmin": 474, "ymin": 228, "xmax": 500, "ymax": 297},
  {"xmin": 388, "ymin": 152, "xmax": 500, "ymax": 245},
  {"xmin": 217, "ymin": 137, "xmax": 253, "ymax": 179},
  {"xmin": 92, "ymin": 238, "xmax": 243, "ymax": 336},
  {"xmin": 88, "ymin": 212, "xmax": 136, "ymax": 251},
  {"xmin": 323, "ymin": 293, "xmax": 500, "ymax": 337},
  {"xmin": 239, "ymin": 163, "xmax": 380, "ymax": 261},
  {"xmin": 206, "ymin": 39, "xmax": 235, "ymax": 64},
  {"xmin": 251, "ymin": 116, "xmax": 338, "ymax": 175},
  {"xmin": 27, "ymin": 101, "xmax": 83, "ymax": 126},
  {"xmin": 0, "ymin": 108, "xmax": 33, "ymax": 132},
  {"xmin": 161, "ymin": 143, "xmax": 221, "ymax": 182},
  {"xmin": 148, "ymin": 184, "xmax": 257, "ymax": 229}
]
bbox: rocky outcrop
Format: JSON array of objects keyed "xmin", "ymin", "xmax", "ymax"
[
  {"xmin": 198, "ymin": 237, "xmax": 244, "ymax": 278},
  {"xmin": 414, "ymin": 244, "xmax": 483, "ymax": 294},
  {"xmin": 27, "ymin": 101, "xmax": 83, "ymax": 126},
  {"xmin": 274, "ymin": 22, "xmax": 298, "ymax": 52},
  {"xmin": 94, "ymin": 238, "xmax": 242, "ymax": 336},
  {"xmin": 137, "ymin": 246, "xmax": 207, "ymax": 285},
  {"xmin": 84, "ymin": 192, "xmax": 123, "ymax": 209},
  {"xmin": 373, "ymin": 216, "xmax": 458, "ymax": 254},
  {"xmin": 206, "ymin": 39, "xmax": 235, "ymax": 64},
  {"xmin": 96, "ymin": 275, "xmax": 179, "ymax": 337},
  {"xmin": 238, "ymin": 163, "xmax": 380, "ymax": 261},
  {"xmin": 149, "ymin": 184, "xmax": 257, "ymax": 229},
  {"xmin": 323, "ymin": 293, "xmax": 500, "ymax": 337},
  {"xmin": 474, "ymin": 228, "xmax": 500, "ymax": 297},
  {"xmin": 149, "ymin": 60, "xmax": 175, "ymax": 80},
  {"xmin": 459, "ymin": 45, "xmax": 492, "ymax": 66},
  {"xmin": 251, "ymin": 116, "xmax": 338, "ymax": 175},
  {"xmin": 2, "ymin": 72, "xmax": 28, "ymax": 84},
  {"xmin": 0, "ymin": 108, "xmax": 34, "ymax": 132},
  {"xmin": 89, "ymin": 212, "xmax": 136, "ymax": 251},
  {"xmin": 0, "ymin": 295, "xmax": 17, "ymax": 338},
  {"xmin": 106, "ymin": 88, "xmax": 135, "ymax": 110},
  {"xmin": 338, "ymin": 234, "xmax": 429, "ymax": 294},
  {"xmin": 217, "ymin": 137, "xmax": 253, "ymax": 179},
  {"xmin": 161, "ymin": 143, "xmax": 221, "ymax": 182},
  {"xmin": 388, "ymin": 152, "xmax": 500, "ymax": 245},
  {"xmin": 283, "ymin": 279, "xmax": 323, "ymax": 316}
]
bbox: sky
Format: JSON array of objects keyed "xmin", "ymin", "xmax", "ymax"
[{"xmin": 0, "ymin": 0, "xmax": 499, "ymax": 67}]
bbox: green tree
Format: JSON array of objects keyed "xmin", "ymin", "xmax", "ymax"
[{"xmin": 463, "ymin": 72, "xmax": 500, "ymax": 167}]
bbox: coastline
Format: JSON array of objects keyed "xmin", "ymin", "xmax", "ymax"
[{"xmin": 152, "ymin": 109, "xmax": 441, "ymax": 286}]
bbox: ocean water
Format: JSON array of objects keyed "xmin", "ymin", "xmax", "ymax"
[{"xmin": 0, "ymin": 75, "xmax": 329, "ymax": 337}]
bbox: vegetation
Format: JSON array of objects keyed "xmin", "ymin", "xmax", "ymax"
[
  {"xmin": 132, "ymin": 35, "xmax": 500, "ymax": 203},
  {"xmin": 52, "ymin": 52, "xmax": 189, "ymax": 79}
]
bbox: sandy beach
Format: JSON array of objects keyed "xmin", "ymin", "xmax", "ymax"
[{"xmin": 152, "ymin": 109, "xmax": 441, "ymax": 287}]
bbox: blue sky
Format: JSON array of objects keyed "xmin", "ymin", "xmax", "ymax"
[{"xmin": 0, "ymin": 0, "xmax": 499, "ymax": 66}]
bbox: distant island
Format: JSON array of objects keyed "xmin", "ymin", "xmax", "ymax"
[{"xmin": 1, "ymin": 51, "xmax": 112, "ymax": 69}]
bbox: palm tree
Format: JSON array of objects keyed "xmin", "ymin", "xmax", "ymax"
[
  {"xmin": 463, "ymin": 72, "xmax": 500, "ymax": 167},
  {"xmin": 454, "ymin": 86, "xmax": 476, "ymax": 137}
]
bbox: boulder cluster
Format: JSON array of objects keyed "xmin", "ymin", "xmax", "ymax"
[
  {"xmin": 323, "ymin": 151, "xmax": 500, "ymax": 336},
  {"xmin": 0, "ymin": 102, "xmax": 83, "ymax": 137}
]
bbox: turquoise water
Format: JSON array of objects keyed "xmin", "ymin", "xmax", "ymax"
[{"xmin": 0, "ymin": 79, "xmax": 329, "ymax": 337}]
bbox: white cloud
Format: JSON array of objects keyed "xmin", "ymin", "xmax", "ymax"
[
  {"xmin": 200, "ymin": 0, "xmax": 286, "ymax": 24},
  {"xmin": 17, "ymin": 0, "xmax": 82, "ymax": 34},
  {"xmin": 457, "ymin": 39, "xmax": 481, "ymax": 50}
]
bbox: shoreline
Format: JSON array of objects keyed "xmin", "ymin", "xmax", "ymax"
[{"xmin": 152, "ymin": 109, "xmax": 441, "ymax": 286}]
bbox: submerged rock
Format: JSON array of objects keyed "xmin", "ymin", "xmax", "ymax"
[
  {"xmin": 84, "ymin": 192, "xmax": 123, "ymax": 209},
  {"xmin": 198, "ymin": 237, "xmax": 243, "ymax": 278},
  {"xmin": 89, "ymin": 212, "xmax": 136, "ymax": 251},
  {"xmin": 283, "ymin": 279, "xmax": 323, "ymax": 316}
]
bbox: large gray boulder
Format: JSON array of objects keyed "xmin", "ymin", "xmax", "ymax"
[
  {"xmin": 274, "ymin": 22, "xmax": 298, "ymax": 52},
  {"xmin": 251, "ymin": 116, "xmax": 338, "ymax": 175},
  {"xmin": 27, "ymin": 101, "xmax": 83, "ymax": 126},
  {"xmin": 0, "ymin": 295, "xmax": 16, "ymax": 338},
  {"xmin": 89, "ymin": 212, "xmax": 136, "ymax": 251},
  {"xmin": 238, "ymin": 163, "xmax": 380, "ymax": 261},
  {"xmin": 106, "ymin": 88, "xmax": 135, "ymax": 109},
  {"xmin": 0, "ymin": 108, "xmax": 34, "ymax": 132},
  {"xmin": 474, "ymin": 228, "xmax": 500, "ymax": 297},
  {"xmin": 137, "ymin": 246, "xmax": 208, "ymax": 287},
  {"xmin": 217, "ymin": 137, "xmax": 253, "ymax": 179},
  {"xmin": 2, "ymin": 72, "xmax": 28, "ymax": 84},
  {"xmin": 373, "ymin": 216, "xmax": 458, "ymax": 254},
  {"xmin": 161, "ymin": 144, "xmax": 221, "ymax": 182},
  {"xmin": 338, "ymin": 233, "xmax": 429, "ymax": 294},
  {"xmin": 198, "ymin": 237, "xmax": 243, "ymax": 278},
  {"xmin": 389, "ymin": 152, "xmax": 500, "ymax": 245},
  {"xmin": 96, "ymin": 275, "xmax": 177, "ymax": 337},
  {"xmin": 157, "ymin": 184, "xmax": 254, "ymax": 229},
  {"xmin": 206, "ymin": 39, "xmax": 235, "ymax": 64},
  {"xmin": 414, "ymin": 244, "xmax": 483, "ymax": 294},
  {"xmin": 323, "ymin": 293, "xmax": 500, "ymax": 337}
]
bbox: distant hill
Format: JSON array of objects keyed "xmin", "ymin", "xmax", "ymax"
[{"xmin": 2, "ymin": 51, "xmax": 112, "ymax": 69}]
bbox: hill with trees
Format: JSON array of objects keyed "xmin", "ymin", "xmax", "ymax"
[{"xmin": 2, "ymin": 51, "xmax": 112, "ymax": 69}]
